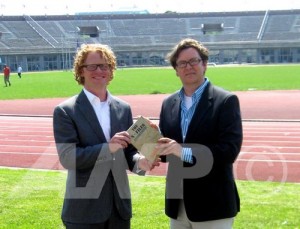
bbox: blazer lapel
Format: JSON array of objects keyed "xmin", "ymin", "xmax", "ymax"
[
  {"xmin": 185, "ymin": 83, "xmax": 213, "ymax": 141},
  {"xmin": 77, "ymin": 91, "xmax": 107, "ymax": 140},
  {"xmin": 109, "ymin": 96, "xmax": 131, "ymax": 138},
  {"xmin": 109, "ymin": 98, "xmax": 120, "ymax": 138},
  {"xmin": 170, "ymin": 94, "xmax": 183, "ymax": 142}
]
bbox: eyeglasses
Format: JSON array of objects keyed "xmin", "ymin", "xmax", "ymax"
[
  {"xmin": 82, "ymin": 64, "xmax": 110, "ymax": 71},
  {"xmin": 176, "ymin": 58, "xmax": 202, "ymax": 68}
]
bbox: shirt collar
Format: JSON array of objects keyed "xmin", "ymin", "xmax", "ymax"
[
  {"xmin": 179, "ymin": 77, "xmax": 209, "ymax": 102},
  {"xmin": 83, "ymin": 88, "xmax": 112, "ymax": 105}
]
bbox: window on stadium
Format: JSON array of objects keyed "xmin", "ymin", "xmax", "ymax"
[
  {"xmin": 279, "ymin": 48, "xmax": 293, "ymax": 63},
  {"xmin": 260, "ymin": 49, "xmax": 275, "ymax": 63},
  {"xmin": 27, "ymin": 56, "xmax": 40, "ymax": 71},
  {"xmin": 44, "ymin": 55, "xmax": 59, "ymax": 70}
]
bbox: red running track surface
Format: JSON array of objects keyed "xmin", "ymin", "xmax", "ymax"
[{"xmin": 0, "ymin": 90, "xmax": 299, "ymax": 183}]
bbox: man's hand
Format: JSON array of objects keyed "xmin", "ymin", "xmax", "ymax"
[
  {"xmin": 156, "ymin": 137, "xmax": 182, "ymax": 158},
  {"xmin": 138, "ymin": 156, "xmax": 160, "ymax": 171},
  {"xmin": 109, "ymin": 131, "xmax": 131, "ymax": 153}
]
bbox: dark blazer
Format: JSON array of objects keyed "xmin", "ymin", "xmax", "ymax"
[
  {"xmin": 159, "ymin": 82, "xmax": 243, "ymax": 222},
  {"xmin": 53, "ymin": 90, "xmax": 140, "ymax": 224}
]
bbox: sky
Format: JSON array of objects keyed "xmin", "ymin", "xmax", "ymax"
[{"xmin": 1, "ymin": 0, "xmax": 300, "ymax": 16}]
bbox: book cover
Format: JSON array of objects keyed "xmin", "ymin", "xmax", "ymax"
[{"xmin": 127, "ymin": 116, "xmax": 163, "ymax": 163}]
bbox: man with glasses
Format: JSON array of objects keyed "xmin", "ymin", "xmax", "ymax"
[
  {"xmin": 53, "ymin": 43, "xmax": 158, "ymax": 229},
  {"xmin": 156, "ymin": 38, "xmax": 243, "ymax": 228}
]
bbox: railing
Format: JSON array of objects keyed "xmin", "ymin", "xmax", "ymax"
[
  {"xmin": 23, "ymin": 15, "xmax": 59, "ymax": 48},
  {"xmin": 257, "ymin": 10, "xmax": 269, "ymax": 41}
]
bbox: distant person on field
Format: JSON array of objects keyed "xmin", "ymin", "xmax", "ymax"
[
  {"xmin": 53, "ymin": 43, "xmax": 159, "ymax": 229},
  {"xmin": 156, "ymin": 38, "xmax": 243, "ymax": 229},
  {"xmin": 17, "ymin": 65, "xmax": 22, "ymax": 78},
  {"xmin": 3, "ymin": 64, "xmax": 11, "ymax": 87}
]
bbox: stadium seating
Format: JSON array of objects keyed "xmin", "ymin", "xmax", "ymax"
[
  {"xmin": 0, "ymin": 9, "xmax": 299, "ymax": 69},
  {"xmin": 0, "ymin": 10, "xmax": 299, "ymax": 50}
]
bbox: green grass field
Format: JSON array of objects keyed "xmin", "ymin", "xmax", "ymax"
[
  {"xmin": 0, "ymin": 168, "xmax": 299, "ymax": 229},
  {"xmin": 1, "ymin": 64, "xmax": 300, "ymax": 100}
]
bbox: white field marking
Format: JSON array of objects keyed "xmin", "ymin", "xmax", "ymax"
[
  {"xmin": 239, "ymin": 151, "xmax": 300, "ymax": 156},
  {"xmin": 0, "ymin": 151, "xmax": 57, "ymax": 156},
  {"xmin": 236, "ymin": 159, "xmax": 300, "ymax": 163}
]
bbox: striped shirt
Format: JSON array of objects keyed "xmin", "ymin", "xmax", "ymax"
[{"xmin": 179, "ymin": 78, "xmax": 209, "ymax": 163}]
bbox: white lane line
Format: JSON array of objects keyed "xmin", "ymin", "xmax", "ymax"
[{"xmin": 236, "ymin": 159, "xmax": 300, "ymax": 163}]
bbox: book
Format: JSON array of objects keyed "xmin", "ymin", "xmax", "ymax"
[{"xmin": 127, "ymin": 116, "xmax": 163, "ymax": 163}]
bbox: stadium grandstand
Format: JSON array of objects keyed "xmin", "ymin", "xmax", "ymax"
[{"xmin": 0, "ymin": 9, "xmax": 300, "ymax": 72}]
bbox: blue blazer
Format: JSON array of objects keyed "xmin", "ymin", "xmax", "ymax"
[
  {"xmin": 159, "ymin": 82, "xmax": 243, "ymax": 222},
  {"xmin": 53, "ymin": 90, "xmax": 140, "ymax": 224}
]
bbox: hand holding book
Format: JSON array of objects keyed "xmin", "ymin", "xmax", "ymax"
[{"xmin": 127, "ymin": 116, "xmax": 162, "ymax": 163}]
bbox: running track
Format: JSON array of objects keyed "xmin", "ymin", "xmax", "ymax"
[{"xmin": 0, "ymin": 90, "xmax": 299, "ymax": 183}]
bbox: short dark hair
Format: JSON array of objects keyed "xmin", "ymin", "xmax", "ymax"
[{"xmin": 166, "ymin": 38, "xmax": 209, "ymax": 69}]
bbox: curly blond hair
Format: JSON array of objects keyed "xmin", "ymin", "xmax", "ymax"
[{"xmin": 73, "ymin": 43, "xmax": 117, "ymax": 85}]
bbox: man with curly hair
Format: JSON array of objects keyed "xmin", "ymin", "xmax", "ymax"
[{"xmin": 53, "ymin": 44, "xmax": 158, "ymax": 229}]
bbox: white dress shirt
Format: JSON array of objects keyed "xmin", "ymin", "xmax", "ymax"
[{"xmin": 83, "ymin": 88, "xmax": 111, "ymax": 142}]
